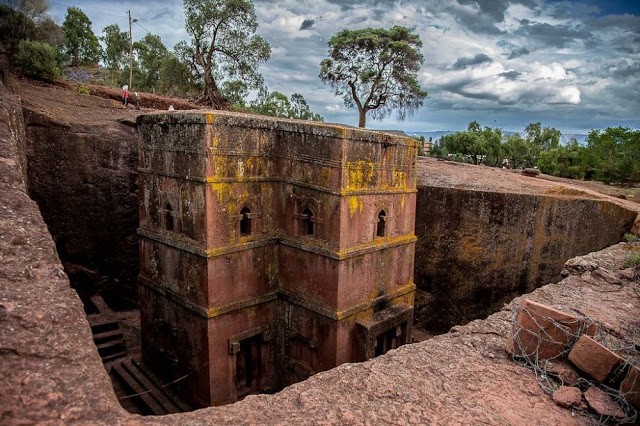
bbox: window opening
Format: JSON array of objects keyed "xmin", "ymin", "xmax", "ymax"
[
  {"xmin": 165, "ymin": 203, "xmax": 174, "ymax": 231},
  {"xmin": 302, "ymin": 207, "xmax": 314, "ymax": 236},
  {"xmin": 374, "ymin": 324, "xmax": 405, "ymax": 357},
  {"xmin": 376, "ymin": 210, "xmax": 386, "ymax": 237},
  {"xmin": 240, "ymin": 206, "xmax": 251, "ymax": 236}
]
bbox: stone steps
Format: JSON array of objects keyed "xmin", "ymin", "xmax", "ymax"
[
  {"xmin": 89, "ymin": 319, "xmax": 127, "ymax": 363},
  {"xmin": 111, "ymin": 359, "xmax": 192, "ymax": 415}
]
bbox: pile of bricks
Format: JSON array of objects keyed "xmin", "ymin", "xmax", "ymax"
[{"xmin": 507, "ymin": 299, "xmax": 638, "ymax": 421}]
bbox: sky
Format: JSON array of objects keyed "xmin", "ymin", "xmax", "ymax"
[{"xmin": 45, "ymin": 0, "xmax": 640, "ymax": 134}]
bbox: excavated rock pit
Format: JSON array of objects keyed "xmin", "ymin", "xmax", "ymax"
[
  {"xmin": 15, "ymin": 81, "xmax": 640, "ymax": 331},
  {"xmin": 415, "ymin": 157, "xmax": 639, "ymax": 334},
  {"xmin": 2, "ymin": 80, "xmax": 640, "ymax": 423},
  {"xmin": 19, "ymin": 81, "xmax": 140, "ymax": 310}
]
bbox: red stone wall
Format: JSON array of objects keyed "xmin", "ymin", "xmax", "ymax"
[{"xmin": 136, "ymin": 111, "xmax": 417, "ymax": 407}]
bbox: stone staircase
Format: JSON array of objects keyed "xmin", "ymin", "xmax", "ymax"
[
  {"xmin": 111, "ymin": 358, "xmax": 192, "ymax": 415},
  {"xmin": 87, "ymin": 296, "xmax": 127, "ymax": 363},
  {"xmin": 90, "ymin": 320, "xmax": 127, "ymax": 362}
]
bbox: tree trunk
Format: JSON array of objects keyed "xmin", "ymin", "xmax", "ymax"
[
  {"xmin": 358, "ymin": 108, "xmax": 366, "ymax": 128},
  {"xmin": 201, "ymin": 68, "xmax": 229, "ymax": 109}
]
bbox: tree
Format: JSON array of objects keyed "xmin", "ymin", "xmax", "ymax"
[
  {"xmin": 538, "ymin": 141, "xmax": 586, "ymax": 180},
  {"xmin": 504, "ymin": 133, "xmax": 529, "ymax": 169},
  {"xmin": 1, "ymin": 0, "xmax": 50, "ymax": 54},
  {"xmin": 157, "ymin": 53, "xmax": 201, "ymax": 97},
  {"xmin": 248, "ymin": 88, "xmax": 325, "ymax": 121},
  {"xmin": 63, "ymin": 7, "xmax": 101, "ymax": 66},
  {"xmin": 482, "ymin": 126, "xmax": 503, "ymax": 166},
  {"xmin": 319, "ymin": 26, "xmax": 427, "ymax": 128},
  {"xmin": 439, "ymin": 122, "xmax": 503, "ymax": 165},
  {"xmin": 14, "ymin": 39, "xmax": 60, "ymax": 80},
  {"xmin": 523, "ymin": 122, "xmax": 561, "ymax": 167},
  {"xmin": 6, "ymin": 0, "xmax": 48, "ymax": 20},
  {"xmin": 182, "ymin": 0, "xmax": 271, "ymax": 107},
  {"xmin": 133, "ymin": 33, "xmax": 169, "ymax": 92},
  {"xmin": 221, "ymin": 80, "xmax": 249, "ymax": 107},
  {"xmin": 289, "ymin": 93, "xmax": 324, "ymax": 121},
  {"xmin": 586, "ymin": 127, "xmax": 640, "ymax": 184},
  {"xmin": 101, "ymin": 24, "xmax": 128, "ymax": 74},
  {"xmin": 249, "ymin": 88, "xmax": 291, "ymax": 117},
  {"xmin": 34, "ymin": 16, "xmax": 65, "ymax": 49}
]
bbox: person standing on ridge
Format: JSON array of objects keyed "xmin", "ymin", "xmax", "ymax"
[{"xmin": 122, "ymin": 85, "xmax": 129, "ymax": 106}]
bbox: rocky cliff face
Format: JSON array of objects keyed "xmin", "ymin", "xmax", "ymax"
[
  {"xmin": 415, "ymin": 158, "xmax": 638, "ymax": 333},
  {"xmin": 20, "ymin": 84, "xmax": 140, "ymax": 309}
]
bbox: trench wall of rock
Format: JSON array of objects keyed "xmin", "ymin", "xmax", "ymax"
[
  {"xmin": 22, "ymin": 108, "xmax": 139, "ymax": 309},
  {"xmin": 1, "ymin": 82, "xmax": 126, "ymax": 423},
  {"xmin": 414, "ymin": 184, "xmax": 637, "ymax": 333}
]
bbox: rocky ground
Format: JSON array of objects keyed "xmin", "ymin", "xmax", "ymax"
[{"xmin": 418, "ymin": 157, "xmax": 640, "ymax": 212}]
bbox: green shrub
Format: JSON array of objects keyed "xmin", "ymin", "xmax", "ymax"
[
  {"xmin": 624, "ymin": 233, "xmax": 639, "ymax": 242},
  {"xmin": 74, "ymin": 84, "xmax": 90, "ymax": 95},
  {"xmin": 14, "ymin": 39, "xmax": 60, "ymax": 80},
  {"xmin": 624, "ymin": 253, "xmax": 640, "ymax": 268}
]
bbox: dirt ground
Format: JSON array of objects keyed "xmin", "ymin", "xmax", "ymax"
[
  {"xmin": 15, "ymin": 77, "xmax": 200, "ymax": 126},
  {"xmin": 536, "ymin": 172, "xmax": 640, "ymax": 205},
  {"xmin": 418, "ymin": 157, "xmax": 640, "ymax": 213}
]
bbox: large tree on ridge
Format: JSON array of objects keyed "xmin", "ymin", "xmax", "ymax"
[
  {"xmin": 63, "ymin": 7, "xmax": 101, "ymax": 66},
  {"xmin": 182, "ymin": 0, "xmax": 271, "ymax": 107},
  {"xmin": 319, "ymin": 26, "xmax": 427, "ymax": 128}
]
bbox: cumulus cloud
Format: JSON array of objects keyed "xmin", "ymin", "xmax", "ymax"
[
  {"xmin": 507, "ymin": 47, "xmax": 530, "ymax": 59},
  {"xmin": 428, "ymin": 61, "xmax": 581, "ymax": 105},
  {"xmin": 452, "ymin": 54, "xmax": 493, "ymax": 69},
  {"xmin": 299, "ymin": 19, "xmax": 315, "ymax": 30},
  {"xmin": 325, "ymin": 104, "xmax": 345, "ymax": 112}
]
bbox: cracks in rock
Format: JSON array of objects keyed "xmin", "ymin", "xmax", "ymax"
[{"xmin": 0, "ymin": 347, "xmax": 77, "ymax": 364}]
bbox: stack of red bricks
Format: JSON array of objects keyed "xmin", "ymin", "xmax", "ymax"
[{"xmin": 507, "ymin": 299, "xmax": 639, "ymax": 420}]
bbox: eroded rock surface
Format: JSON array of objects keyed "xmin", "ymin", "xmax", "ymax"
[
  {"xmin": 0, "ymin": 83, "xmax": 128, "ymax": 423},
  {"xmin": 415, "ymin": 157, "xmax": 639, "ymax": 333},
  {"xmin": 19, "ymin": 82, "xmax": 140, "ymax": 309}
]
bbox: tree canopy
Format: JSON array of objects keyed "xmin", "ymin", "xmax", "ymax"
[
  {"xmin": 182, "ymin": 0, "xmax": 271, "ymax": 107},
  {"xmin": 101, "ymin": 24, "xmax": 128, "ymax": 74},
  {"xmin": 1, "ymin": 0, "xmax": 58, "ymax": 55},
  {"xmin": 319, "ymin": 26, "xmax": 427, "ymax": 127},
  {"xmin": 585, "ymin": 127, "xmax": 640, "ymax": 184},
  {"xmin": 432, "ymin": 122, "xmax": 640, "ymax": 185},
  {"xmin": 63, "ymin": 7, "xmax": 101, "ymax": 66},
  {"xmin": 133, "ymin": 33, "xmax": 169, "ymax": 92},
  {"xmin": 247, "ymin": 88, "xmax": 324, "ymax": 121},
  {"xmin": 157, "ymin": 52, "xmax": 201, "ymax": 97}
]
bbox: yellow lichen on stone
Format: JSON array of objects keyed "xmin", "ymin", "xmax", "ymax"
[
  {"xmin": 392, "ymin": 170, "xmax": 407, "ymax": 190},
  {"xmin": 346, "ymin": 161, "xmax": 375, "ymax": 190},
  {"xmin": 348, "ymin": 196, "xmax": 363, "ymax": 218}
]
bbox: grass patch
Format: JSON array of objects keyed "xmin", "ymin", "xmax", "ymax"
[{"xmin": 623, "ymin": 253, "xmax": 640, "ymax": 268}]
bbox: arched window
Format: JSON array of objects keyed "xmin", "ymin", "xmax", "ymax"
[
  {"xmin": 301, "ymin": 207, "xmax": 314, "ymax": 236},
  {"xmin": 240, "ymin": 206, "xmax": 251, "ymax": 236},
  {"xmin": 376, "ymin": 210, "xmax": 386, "ymax": 238},
  {"xmin": 165, "ymin": 203, "xmax": 174, "ymax": 231}
]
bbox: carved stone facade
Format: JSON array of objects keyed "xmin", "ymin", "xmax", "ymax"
[{"xmin": 136, "ymin": 111, "xmax": 417, "ymax": 407}]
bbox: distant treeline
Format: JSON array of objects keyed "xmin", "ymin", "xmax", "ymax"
[{"xmin": 425, "ymin": 121, "xmax": 640, "ymax": 185}]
